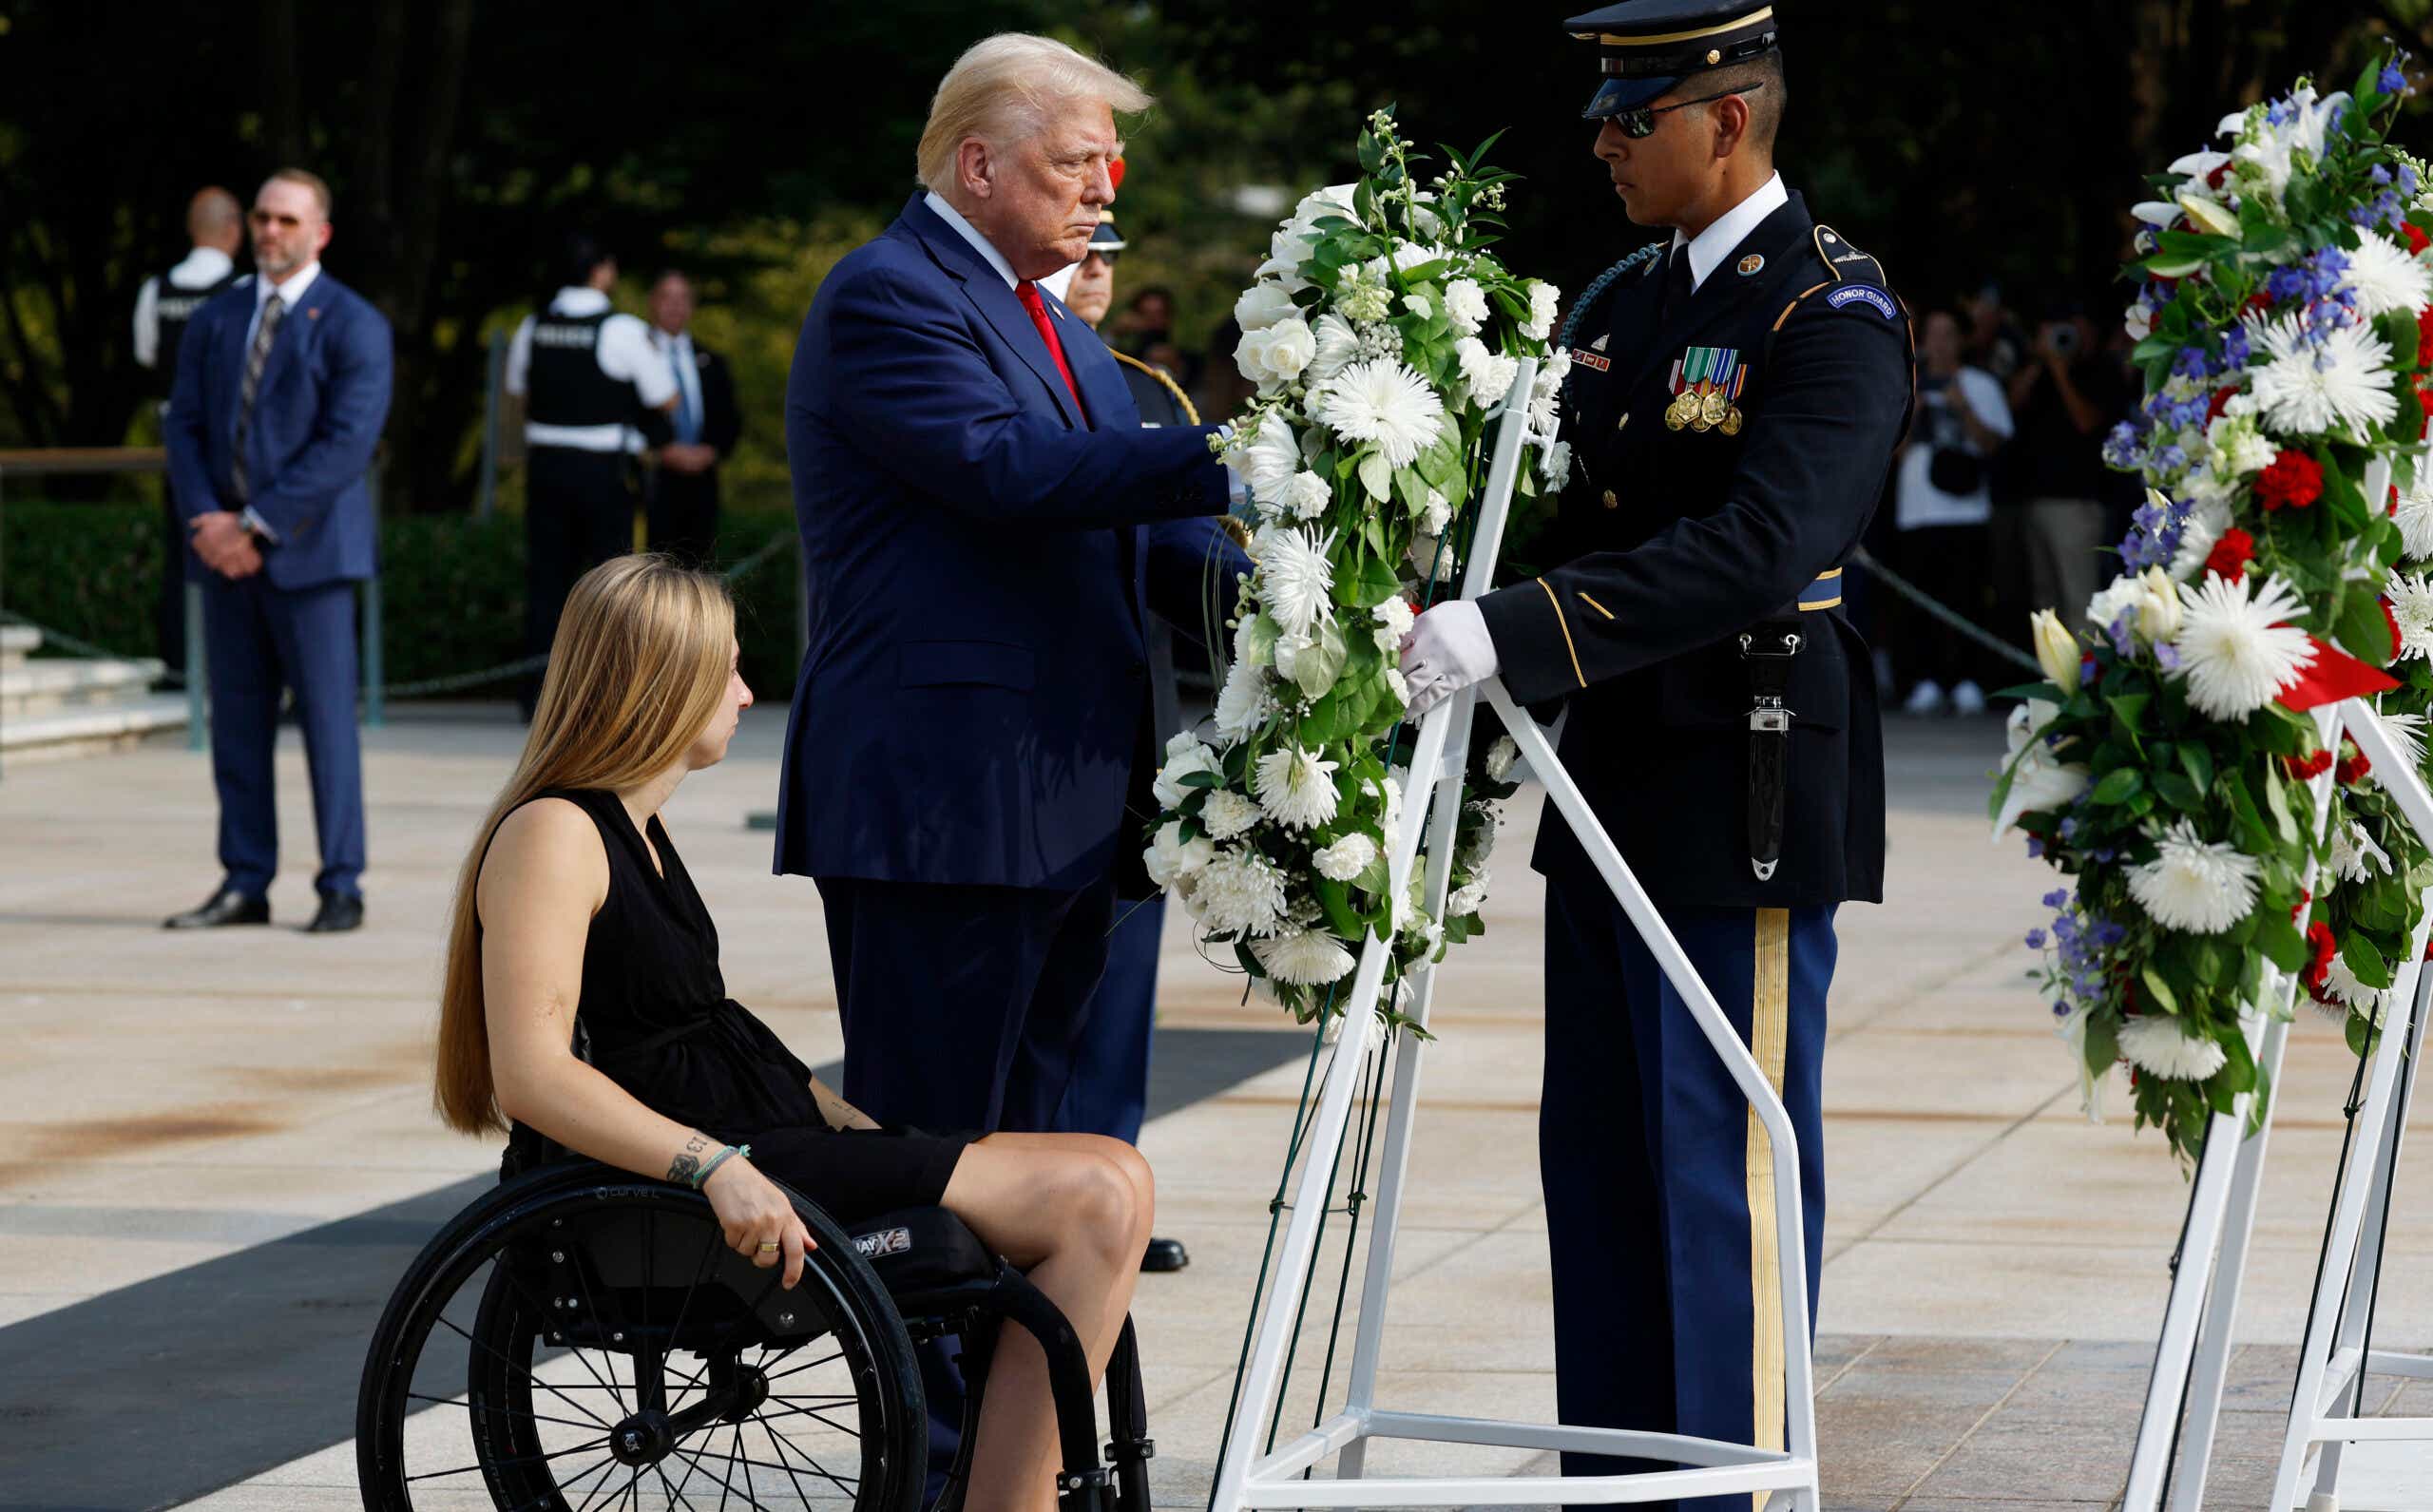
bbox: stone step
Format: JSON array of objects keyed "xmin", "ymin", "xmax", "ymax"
[
  {"xmin": 0, "ymin": 624, "xmax": 38, "ymax": 668},
  {"xmin": 0, "ymin": 656, "xmax": 168, "ymax": 718},
  {"xmin": 0, "ymin": 693, "xmax": 189, "ymax": 764}
]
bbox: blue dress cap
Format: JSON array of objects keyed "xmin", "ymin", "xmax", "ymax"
[{"xmin": 1562, "ymin": 0, "xmax": 1782, "ymax": 120}]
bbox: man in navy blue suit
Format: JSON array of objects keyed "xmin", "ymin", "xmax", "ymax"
[{"xmin": 163, "ymin": 167, "xmax": 393, "ymax": 935}]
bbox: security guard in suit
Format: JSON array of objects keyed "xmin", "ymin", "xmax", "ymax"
[{"xmin": 1399, "ymin": 6, "xmax": 1912, "ymax": 1507}]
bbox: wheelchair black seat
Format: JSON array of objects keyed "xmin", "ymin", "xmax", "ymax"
[{"xmin": 846, "ymin": 1206, "xmax": 993, "ymax": 1294}]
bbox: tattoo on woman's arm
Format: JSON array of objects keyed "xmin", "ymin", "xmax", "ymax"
[{"xmin": 666, "ymin": 1131, "xmax": 711, "ymax": 1185}]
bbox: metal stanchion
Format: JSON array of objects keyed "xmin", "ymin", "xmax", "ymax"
[{"xmin": 185, "ymin": 582, "xmax": 207, "ymax": 751}]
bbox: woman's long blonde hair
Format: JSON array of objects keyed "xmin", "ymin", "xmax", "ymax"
[{"xmin": 435, "ymin": 554, "xmax": 737, "ymax": 1135}]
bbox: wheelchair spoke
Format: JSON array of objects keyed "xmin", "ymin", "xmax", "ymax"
[
  {"xmin": 508, "ymin": 1445, "xmax": 621, "ymax": 1512},
  {"xmin": 659, "ymin": 1220, "xmax": 729, "ymax": 1367},
  {"xmin": 758, "ymin": 1418, "xmax": 822, "ymax": 1506},
  {"xmin": 651, "ymin": 1458, "xmax": 706, "ymax": 1512},
  {"xmin": 761, "ymin": 1415, "xmax": 858, "ymax": 1500},
  {"xmin": 407, "ymin": 1389, "xmax": 603, "ymax": 1435},
  {"xmin": 662, "ymin": 1438, "xmax": 792, "ymax": 1512},
  {"xmin": 406, "ymin": 1432, "xmax": 610, "ymax": 1482},
  {"xmin": 757, "ymin": 1349, "xmax": 844, "ymax": 1386},
  {"xmin": 758, "ymin": 1397, "xmax": 861, "ymax": 1439},
  {"xmin": 565, "ymin": 1249, "xmax": 632, "ymax": 1416},
  {"xmin": 435, "ymin": 1311, "xmax": 614, "ymax": 1430}
]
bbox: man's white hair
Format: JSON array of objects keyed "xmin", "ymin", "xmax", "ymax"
[{"xmin": 915, "ymin": 33, "xmax": 1151, "ymax": 191}]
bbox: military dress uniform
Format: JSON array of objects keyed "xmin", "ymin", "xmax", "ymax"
[{"xmin": 1465, "ymin": 5, "xmax": 1913, "ymax": 1506}]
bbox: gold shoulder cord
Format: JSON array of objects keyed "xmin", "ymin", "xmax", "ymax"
[{"xmin": 1111, "ymin": 350, "xmax": 1200, "ymax": 424}]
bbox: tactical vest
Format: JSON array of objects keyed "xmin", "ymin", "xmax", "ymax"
[
  {"xmin": 153, "ymin": 262, "xmax": 240, "ymax": 395},
  {"xmin": 526, "ymin": 309, "xmax": 638, "ymax": 429}
]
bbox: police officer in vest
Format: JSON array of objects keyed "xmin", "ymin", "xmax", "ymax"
[
  {"xmin": 506, "ymin": 235, "xmax": 679, "ymax": 711},
  {"xmin": 134, "ymin": 185, "xmax": 245, "ymax": 669},
  {"xmin": 1056, "ymin": 201, "xmax": 1246, "ymax": 1273},
  {"xmin": 1398, "ymin": 6, "xmax": 1912, "ymax": 1504}
]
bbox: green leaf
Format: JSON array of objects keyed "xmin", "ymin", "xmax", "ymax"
[
  {"xmin": 2139, "ymin": 966, "xmax": 2181, "ymax": 1017},
  {"xmin": 1245, "ymin": 613, "xmax": 1281, "ymax": 665},
  {"xmin": 1357, "ymin": 451, "xmax": 1393, "ymax": 502},
  {"xmin": 2090, "ymin": 768, "xmax": 2145, "ymax": 805},
  {"xmin": 2155, "ymin": 771, "xmax": 2203, "ymax": 811},
  {"xmin": 1177, "ymin": 769, "xmax": 1220, "ymax": 790},
  {"xmin": 2264, "ymin": 770, "xmax": 2300, "ymax": 845},
  {"xmin": 2084, "ymin": 1014, "xmax": 2119, "ymax": 1079},
  {"xmin": 2382, "ymin": 306, "xmax": 2422, "ymax": 373},
  {"xmin": 1339, "ymin": 548, "xmax": 1403, "ymax": 609},
  {"xmin": 1293, "ymin": 621, "xmax": 1349, "ymax": 700},
  {"xmin": 2336, "ymin": 589, "xmax": 2396, "ymax": 666},
  {"xmin": 2255, "ymin": 909, "xmax": 2308, "ymax": 972},
  {"xmin": 2178, "ymin": 742, "xmax": 2215, "ymax": 797},
  {"xmin": 1313, "ymin": 877, "xmax": 1362, "ymax": 937},
  {"xmin": 2343, "ymin": 934, "xmax": 2394, "ymax": 990}
]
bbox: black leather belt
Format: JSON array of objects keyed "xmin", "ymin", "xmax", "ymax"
[{"xmin": 1739, "ymin": 622, "xmax": 1801, "ymax": 882}]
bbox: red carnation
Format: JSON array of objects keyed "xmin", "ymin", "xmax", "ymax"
[
  {"xmin": 2385, "ymin": 594, "xmax": 2406, "ymax": 661},
  {"xmin": 2286, "ymin": 749, "xmax": 2335, "ymax": 781},
  {"xmin": 2304, "ymin": 921, "xmax": 2340, "ymax": 993},
  {"xmin": 2244, "ymin": 290, "xmax": 2275, "ymax": 315},
  {"xmin": 2255, "ymin": 450, "xmax": 2325, "ymax": 511},
  {"xmin": 2406, "ymin": 220, "xmax": 2432, "ymax": 256},
  {"xmin": 2337, "ymin": 739, "xmax": 2373, "ymax": 786},
  {"xmin": 2208, "ymin": 162, "xmax": 2232, "ymax": 191},
  {"xmin": 2205, "ymin": 526, "xmax": 2255, "ymax": 582},
  {"xmin": 2208, "ymin": 386, "xmax": 2238, "ymax": 424}
]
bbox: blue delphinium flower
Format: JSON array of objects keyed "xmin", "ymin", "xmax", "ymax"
[
  {"xmin": 2223, "ymin": 326, "xmax": 2251, "ymax": 369},
  {"xmin": 2026, "ymin": 928, "xmax": 2048, "ymax": 950},
  {"xmin": 2381, "ymin": 63, "xmax": 2407, "ymax": 96}
]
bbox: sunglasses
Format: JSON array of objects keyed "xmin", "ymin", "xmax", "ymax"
[
  {"xmin": 1085, "ymin": 248, "xmax": 1122, "ymax": 266},
  {"xmin": 1614, "ymin": 81, "xmax": 1765, "ymax": 140}
]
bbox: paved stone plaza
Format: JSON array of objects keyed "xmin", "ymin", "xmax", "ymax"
[{"xmin": 4, "ymin": 711, "xmax": 2430, "ymax": 1509}]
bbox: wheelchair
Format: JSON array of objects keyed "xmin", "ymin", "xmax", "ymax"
[{"xmin": 357, "ymin": 1154, "xmax": 1154, "ymax": 1511}]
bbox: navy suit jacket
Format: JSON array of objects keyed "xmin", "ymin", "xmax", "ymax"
[
  {"xmin": 775, "ymin": 195, "xmax": 1239, "ymax": 891},
  {"xmin": 164, "ymin": 270, "xmax": 393, "ymax": 590}
]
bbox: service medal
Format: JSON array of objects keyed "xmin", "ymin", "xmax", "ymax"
[
  {"xmin": 1720, "ymin": 406, "xmax": 1745, "ymax": 436},
  {"xmin": 1665, "ymin": 392, "xmax": 1699, "ymax": 430},
  {"xmin": 1700, "ymin": 389, "xmax": 1730, "ymax": 427}
]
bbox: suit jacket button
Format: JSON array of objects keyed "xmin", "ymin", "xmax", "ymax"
[
  {"xmin": 1616, "ymin": 411, "xmax": 1631, "ymax": 430},
  {"xmin": 1601, "ymin": 489, "xmax": 1619, "ymax": 509}
]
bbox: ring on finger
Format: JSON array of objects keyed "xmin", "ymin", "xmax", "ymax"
[{"xmin": 757, "ymin": 1240, "xmax": 780, "ymax": 1252}]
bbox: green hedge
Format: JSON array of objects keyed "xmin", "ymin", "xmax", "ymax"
[{"xmin": 3, "ymin": 501, "xmax": 801, "ymax": 698}]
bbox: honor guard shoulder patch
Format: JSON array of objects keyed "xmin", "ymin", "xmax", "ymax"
[{"xmin": 1826, "ymin": 284, "xmax": 1899, "ymax": 320}]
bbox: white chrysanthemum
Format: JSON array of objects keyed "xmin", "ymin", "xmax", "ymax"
[
  {"xmin": 1283, "ymin": 470, "xmax": 1332, "ymax": 521},
  {"xmin": 1255, "ymin": 745, "xmax": 1342, "ymax": 829},
  {"xmin": 1486, "ymin": 736, "xmax": 1520, "ymax": 782},
  {"xmin": 2379, "ymin": 709, "xmax": 2427, "ymax": 774},
  {"xmin": 1253, "ymin": 928, "xmax": 1357, "ymax": 986},
  {"xmin": 1312, "ymin": 833, "xmax": 1377, "ymax": 882},
  {"xmin": 1373, "ymin": 595, "xmax": 1415, "ymax": 643},
  {"xmin": 1317, "ymin": 356, "xmax": 1446, "ymax": 467},
  {"xmin": 1258, "ymin": 526, "xmax": 1336, "ymax": 638},
  {"xmin": 2244, "ymin": 312, "xmax": 2398, "ymax": 439},
  {"xmin": 1443, "ymin": 278, "xmax": 1488, "ymax": 335},
  {"xmin": 1418, "ymin": 489, "xmax": 1453, "ymax": 536},
  {"xmin": 1233, "ymin": 613, "xmax": 1269, "ymax": 668},
  {"xmin": 1521, "ymin": 279, "xmax": 1560, "ymax": 342},
  {"xmin": 2388, "ymin": 569, "xmax": 2433, "ymax": 661},
  {"xmin": 1236, "ymin": 280, "xmax": 1298, "ymax": 332},
  {"xmin": 1194, "ymin": 847, "xmax": 1290, "ymax": 937},
  {"xmin": 1540, "ymin": 438, "xmax": 1573, "ymax": 491},
  {"xmin": 2342, "ymin": 231, "xmax": 2433, "ymax": 319},
  {"xmin": 2398, "ymin": 465, "xmax": 2433, "ymax": 561},
  {"xmin": 2169, "ymin": 496, "xmax": 2236, "ymax": 582},
  {"xmin": 1242, "ymin": 413, "xmax": 1301, "ymax": 498},
  {"xmin": 2169, "ymin": 573, "xmax": 2318, "ymax": 719},
  {"xmin": 2117, "ymin": 1016, "xmax": 2232, "ymax": 1082},
  {"xmin": 1535, "ymin": 347, "xmax": 1573, "ymax": 397},
  {"xmin": 1455, "ymin": 337, "xmax": 1521, "ymax": 412},
  {"xmin": 1143, "ymin": 821, "xmax": 1216, "ymax": 890},
  {"xmin": 1384, "ymin": 666, "xmax": 1410, "ymax": 706},
  {"xmin": 1306, "ymin": 313, "xmax": 1361, "ymax": 385},
  {"xmin": 1447, "ymin": 871, "xmax": 1491, "ymax": 916},
  {"xmin": 1200, "ymin": 788, "xmax": 1264, "ymax": 841},
  {"xmin": 1377, "ymin": 772, "xmax": 1405, "ymax": 833},
  {"xmin": 1212, "ymin": 655, "xmax": 1275, "ymax": 740},
  {"xmin": 1152, "ymin": 738, "xmax": 1218, "ymax": 809},
  {"xmin": 2127, "ymin": 818, "xmax": 2262, "ymax": 933},
  {"xmin": 2328, "ymin": 818, "xmax": 2392, "ymax": 883},
  {"xmin": 2319, "ymin": 955, "xmax": 2392, "ymax": 1020}
]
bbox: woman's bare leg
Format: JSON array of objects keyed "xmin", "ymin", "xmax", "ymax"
[{"xmin": 939, "ymin": 1134, "xmax": 1153, "ymax": 1512}]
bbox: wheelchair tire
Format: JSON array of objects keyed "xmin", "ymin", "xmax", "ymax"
[{"xmin": 357, "ymin": 1160, "xmax": 925, "ymax": 1512}]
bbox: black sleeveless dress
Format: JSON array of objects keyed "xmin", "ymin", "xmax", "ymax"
[{"xmin": 503, "ymin": 787, "xmax": 973, "ymax": 1221}]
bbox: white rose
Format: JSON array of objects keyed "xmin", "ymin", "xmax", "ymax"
[
  {"xmin": 1443, "ymin": 278, "xmax": 1488, "ymax": 335},
  {"xmin": 1262, "ymin": 316, "xmax": 1317, "ymax": 382},
  {"xmin": 1235, "ymin": 327, "xmax": 1278, "ymax": 386},
  {"xmin": 2085, "ymin": 573, "xmax": 2143, "ymax": 633},
  {"xmin": 1236, "ymin": 280, "xmax": 1299, "ymax": 332},
  {"xmin": 1485, "ymin": 736, "xmax": 1520, "ymax": 782},
  {"xmin": 1144, "ymin": 820, "xmax": 1216, "ymax": 890},
  {"xmin": 1152, "ymin": 740, "xmax": 1218, "ymax": 810},
  {"xmin": 1283, "ymin": 469, "xmax": 1332, "ymax": 521}
]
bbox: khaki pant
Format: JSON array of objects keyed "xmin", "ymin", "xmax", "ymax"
[{"xmin": 1995, "ymin": 496, "xmax": 2108, "ymax": 634}]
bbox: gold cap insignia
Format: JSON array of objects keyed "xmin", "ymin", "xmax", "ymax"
[{"xmin": 1706, "ymin": 48, "xmax": 1722, "ymax": 63}]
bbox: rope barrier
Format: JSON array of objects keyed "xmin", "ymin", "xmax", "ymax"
[
  {"xmin": 2, "ymin": 527, "xmax": 798, "ymax": 701},
  {"xmin": 1849, "ymin": 544, "xmax": 2040, "ymax": 676}
]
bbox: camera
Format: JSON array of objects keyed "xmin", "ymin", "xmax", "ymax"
[{"xmin": 2045, "ymin": 321, "xmax": 2080, "ymax": 359}]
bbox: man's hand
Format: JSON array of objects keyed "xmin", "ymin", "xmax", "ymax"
[
  {"xmin": 659, "ymin": 442, "xmax": 717, "ymax": 474},
  {"xmin": 1399, "ymin": 599, "xmax": 1499, "ymax": 718},
  {"xmin": 190, "ymin": 511, "xmax": 262, "ymax": 579}
]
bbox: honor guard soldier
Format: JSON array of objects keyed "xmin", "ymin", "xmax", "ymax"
[
  {"xmin": 136, "ymin": 186, "xmax": 245, "ymax": 669},
  {"xmin": 506, "ymin": 235, "xmax": 680, "ymax": 713},
  {"xmin": 1398, "ymin": 5, "xmax": 1912, "ymax": 1506}
]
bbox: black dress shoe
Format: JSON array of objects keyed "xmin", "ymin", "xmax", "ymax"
[
  {"xmin": 163, "ymin": 887, "xmax": 269, "ymax": 929},
  {"xmin": 304, "ymin": 892, "xmax": 365, "ymax": 933},
  {"xmin": 1140, "ymin": 1235, "xmax": 1190, "ymax": 1273}
]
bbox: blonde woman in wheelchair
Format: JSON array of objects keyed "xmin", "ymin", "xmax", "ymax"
[{"xmin": 431, "ymin": 553, "xmax": 1152, "ymax": 1512}]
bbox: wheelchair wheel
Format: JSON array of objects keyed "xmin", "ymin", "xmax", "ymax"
[{"xmin": 358, "ymin": 1164, "xmax": 924, "ymax": 1512}]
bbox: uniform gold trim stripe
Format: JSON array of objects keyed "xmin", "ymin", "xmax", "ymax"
[
  {"xmin": 1575, "ymin": 591, "xmax": 1616, "ymax": 621},
  {"xmin": 1774, "ymin": 282, "xmax": 1832, "ymax": 332},
  {"xmin": 1536, "ymin": 578, "xmax": 1588, "ymax": 689},
  {"xmin": 1746, "ymin": 908, "xmax": 1792, "ymax": 1510},
  {"xmin": 1812, "ymin": 567, "xmax": 1842, "ymax": 581},
  {"xmin": 1111, "ymin": 350, "xmax": 1199, "ymax": 424},
  {"xmin": 1797, "ymin": 595, "xmax": 1843, "ymax": 612},
  {"xmin": 1588, "ymin": 6, "xmax": 1773, "ymax": 46}
]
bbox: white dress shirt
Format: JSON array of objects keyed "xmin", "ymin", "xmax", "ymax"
[
  {"xmin": 246, "ymin": 261, "xmax": 321, "ymax": 351},
  {"xmin": 1670, "ymin": 171, "xmax": 1790, "ymax": 292},
  {"xmin": 132, "ymin": 245, "xmax": 238, "ymax": 369},
  {"xmin": 922, "ymin": 191, "xmax": 1020, "ymax": 289},
  {"xmin": 505, "ymin": 286, "xmax": 680, "ymax": 453}
]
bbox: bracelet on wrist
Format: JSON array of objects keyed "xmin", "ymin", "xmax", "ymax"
[{"xmin": 691, "ymin": 1142, "xmax": 749, "ymax": 1189}]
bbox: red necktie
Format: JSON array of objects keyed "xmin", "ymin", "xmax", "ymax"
[{"xmin": 1015, "ymin": 280, "xmax": 1088, "ymax": 422}]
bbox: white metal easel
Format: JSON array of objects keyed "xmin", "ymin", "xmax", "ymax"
[
  {"xmin": 1206, "ymin": 357, "xmax": 1823, "ymax": 1512},
  {"xmin": 2122, "ymin": 455, "xmax": 2433, "ymax": 1509}
]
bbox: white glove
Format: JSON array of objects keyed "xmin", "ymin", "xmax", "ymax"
[{"xmin": 1399, "ymin": 599, "xmax": 1499, "ymax": 718}]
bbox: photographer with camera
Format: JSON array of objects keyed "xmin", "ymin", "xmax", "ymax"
[
  {"xmin": 1887, "ymin": 308, "xmax": 2011, "ymax": 716},
  {"xmin": 1994, "ymin": 301, "xmax": 2121, "ymax": 634}
]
